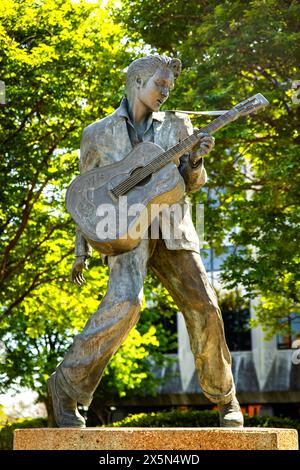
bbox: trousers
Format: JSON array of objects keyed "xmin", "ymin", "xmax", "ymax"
[{"xmin": 56, "ymin": 238, "xmax": 235, "ymax": 406}]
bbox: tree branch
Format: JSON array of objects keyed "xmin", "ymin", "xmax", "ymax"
[
  {"xmin": 1, "ymin": 248, "xmax": 73, "ymax": 320},
  {"xmin": 0, "ymin": 123, "xmax": 76, "ymax": 281},
  {"xmin": 4, "ymin": 219, "xmax": 72, "ymax": 280},
  {"xmin": 1, "ymin": 100, "xmax": 43, "ymax": 145}
]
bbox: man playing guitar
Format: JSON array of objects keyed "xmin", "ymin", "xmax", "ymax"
[{"xmin": 48, "ymin": 55, "xmax": 243, "ymax": 429}]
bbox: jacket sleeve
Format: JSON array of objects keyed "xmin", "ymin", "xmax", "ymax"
[
  {"xmin": 73, "ymin": 126, "xmax": 96, "ymax": 258},
  {"xmin": 177, "ymin": 117, "xmax": 208, "ymax": 193},
  {"xmin": 178, "ymin": 153, "xmax": 207, "ymax": 193},
  {"xmin": 74, "ymin": 226, "xmax": 93, "ymax": 257}
]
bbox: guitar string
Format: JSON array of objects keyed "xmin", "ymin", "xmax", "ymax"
[
  {"xmin": 113, "ymin": 113, "xmax": 232, "ymax": 195},
  {"xmin": 113, "ymin": 96, "xmax": 267, "ymax": 196},
  {"xmin": 111, "ymin": 121, "xmax": 221, "ymax": 196},
  {"xmin": 112, "ymin": 116, "xmax": 227, "ymax": 196},
  {"xmin": 112, "ymin": 138, "xmax": 211, "ymax": 196},
  {"xmin": 114, "ymin": 128, "xmax": 209, "ymax": 194},
  {"xmin": 112, "ymin": 124, "xmax": 217, "ymax": 197},
  {"xmin": 112, "ymin": 148, "xmax": 189, "ymax": 196},
  {"xmin": 111, "ymin": 139, "xmax": 197, "ymax": 197},
  {"xmin": 115, "ymin": 139, "xmax": 197, "ymax": 191},
  {"xmin": 112, "ymin": 133, "xmax": 203, "ymax": 196},
  {"xmin": 119, "ymin": 112, "xmax": 237, "ymax": 194},
  {"xmin": 111, "ymin": 112, "xmax": 234, "ymax": 197}
]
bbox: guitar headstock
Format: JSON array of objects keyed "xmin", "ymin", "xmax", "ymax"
[{"xmin": 234, "ymin": 93, "xmax": 269, "ymax": 116}]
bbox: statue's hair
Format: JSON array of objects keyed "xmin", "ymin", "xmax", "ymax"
[{"xmin": 125, "ymin": 54, "xmax": 182, "ymax": 100}]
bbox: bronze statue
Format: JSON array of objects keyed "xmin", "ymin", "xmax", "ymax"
[{"xmin": 48, "ymin": 55, "xmax": 244, "ymax": 428}]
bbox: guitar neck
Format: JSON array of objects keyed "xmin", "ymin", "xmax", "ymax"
[
  {"xmin": 111, "ymin": 109, "xmax": 239, "ymax": 198},
  {"xmin": 153, "ymin": 108, "xmax": 239, "ymax": 170},
  {"xmin": 111, "ymin": 93, "xmax": 269, "ymax": 197},
  {"xmin": 157, "ymin": 92, "xmax": 270, "ymax": 168}
]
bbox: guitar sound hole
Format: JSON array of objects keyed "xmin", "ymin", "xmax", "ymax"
[{"xmin": 130, "ymin": 167, "xmax": 151, "ymax": 187}]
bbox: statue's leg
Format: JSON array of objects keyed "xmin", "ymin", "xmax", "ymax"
[
  {"xmin": 50, "ymin": 239, "xmax": 149, "ymax": 426},
  {"xmin": 149, "ymin": 240, "xmax": 236, "ymax": 406}
]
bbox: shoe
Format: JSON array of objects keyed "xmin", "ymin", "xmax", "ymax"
[
  {"xmin": 47, "ymin": 373, "xmax": 86, "ymax": 428},
  {"xmin": 219, "ymin": 396, "xmax": 244, "ymax": 428}
]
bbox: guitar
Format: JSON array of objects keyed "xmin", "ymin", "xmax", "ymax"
[{"xmin": 66, "ymin": 93, "xmax": 269, "ymax": 255}]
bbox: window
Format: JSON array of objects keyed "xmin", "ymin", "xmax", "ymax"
[
  {"xmin": 221, "ymin": 297, "xmax": 251, "ymax": 352},
  {"xmin": 277, "ymin": 313, "xmax": 300, "ymax": 349}
]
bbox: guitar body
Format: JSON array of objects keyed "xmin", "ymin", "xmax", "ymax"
[{"xmin": 66, "ymin": 141, "xmax": 185, "ymax": 255}]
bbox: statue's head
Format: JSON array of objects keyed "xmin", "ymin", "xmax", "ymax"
[{"xmin": 125, "ymin": 54, "xmax": 182, "ymax": 111}]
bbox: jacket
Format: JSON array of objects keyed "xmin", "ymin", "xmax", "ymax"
[{"xmin": 74, "ymin": 98, "xmax": 207, "ymax": 257}]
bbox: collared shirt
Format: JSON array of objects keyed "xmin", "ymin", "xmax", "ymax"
[{"xmin": 118, "ymin": 97, "xmax": 161, "ymax": 147}]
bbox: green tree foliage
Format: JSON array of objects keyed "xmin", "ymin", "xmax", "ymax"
[
  {"xmin": 0, "ymin": 0, "xmax": 128, "ymax": 319},
  {"xmin": 0, "ymin": 0, "xmax": 129, "ymax": 405},
  {"xmin": 0, "ymin": 417, "xmax": 47, "ymax": 450},
  {"xmin": 115, "ymin": 0, "xmax": 300, "ymax": 336},
  {"xmin": 0, "ymin": 405, "xmax": 9, "ymax": 426},
  {"xmin": 0, "ymin": 0, "xmax": 175, "ymax": 412}
]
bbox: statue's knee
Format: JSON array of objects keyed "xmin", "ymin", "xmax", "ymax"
[
  {"xmin": 122, "ymin": 293, "xmax": 143, "ymax": 309},
  {"xmin": 205, "ymin": 303, "xmax": 224, "ymax": 327},
  {"xmin": 198, "ymin": 301, "xmax": 221, "ymax": 319},
  {"xmin": 111, "ymin": 286, "xmax": 143, "ymax": 310},
  {"xmin": 105, "ymin": 282, "xmax": 143, "ymax": 307}
]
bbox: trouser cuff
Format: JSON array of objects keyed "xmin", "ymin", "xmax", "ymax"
[
  {"xmin": 56, "ymin": 366, "xmax": 93, "ymax": 406},
  {"xmin": 202, "ymin": 386, "xmax": 236, "ymax": 405}
]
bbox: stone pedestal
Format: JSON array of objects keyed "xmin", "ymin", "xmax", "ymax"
[{"xmin": 13, "ymin": 427, "xmax": 298, "ymax": 450}]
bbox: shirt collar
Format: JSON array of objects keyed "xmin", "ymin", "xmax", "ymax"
[{"xmin": 117, "ymin": 97, "xmax": 165, "ymax": 124}]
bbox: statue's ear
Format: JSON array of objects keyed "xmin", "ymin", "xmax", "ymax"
[{"xmin": 171, "ymin": 58, "xmax": 182, "ymax": 78}]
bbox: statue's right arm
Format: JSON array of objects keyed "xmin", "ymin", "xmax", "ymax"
[{"xmin": 72, "ymin": 125, "xmax": 100, "ymax": 285}]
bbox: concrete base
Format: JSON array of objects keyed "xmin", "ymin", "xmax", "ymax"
[{"xmin": 14, "ymin": 427, "xmax": 298, "ymax": 450}]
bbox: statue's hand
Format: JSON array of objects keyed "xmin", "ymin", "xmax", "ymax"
[
  {"xmin": 189, "ymin": 133, "xmax": 215, "ymax": 167},
  {"xmin": 71, "ymin": 256, "xmax": 88, "ymax": 286}
]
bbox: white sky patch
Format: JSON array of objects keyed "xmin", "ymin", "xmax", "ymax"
[{"xmin": 0, "ymin": 390, "xmax": 47, "ymax": 419}]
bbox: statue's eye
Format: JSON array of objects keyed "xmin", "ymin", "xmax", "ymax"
[{"xmin": 155, "ymin": 81, "xmax": 173, "ymax": 91}]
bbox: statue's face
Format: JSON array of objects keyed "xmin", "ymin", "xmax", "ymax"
[{"xmin": 137, "ymin": 68, "xmax": 175, "ymax": 112}]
